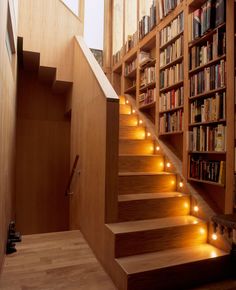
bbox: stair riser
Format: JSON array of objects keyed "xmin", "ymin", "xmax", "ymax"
[
  {"xmin": 127, "ymin": 256, "xmax": 231, "ymax": 290},
  {"xmin": 120, "ymin": 104, "xmax": 131, "ymax": 115},
  {"xmin": 118, "ymin": 174, "xmax": 176, "ymax": 194},
  {"xmin": 114, "ymin": 223, "xmax": 207, "ymax": 257},
  {"xmin": 119, "ymin": 127, "xmax": 146, "ymax": 140},
  {"xmin": 119, "ymin": 140, "xmax": 154, "ymax": 155},
  {"xmin": 118, "ymin": 196, "xmax": 190, "ymax": 221},
  {"xmin": 120, "ymin": 115, "xmax": 138, "ymax": 127},
  {"xmin": 119, "ymin": 155, "xmax": 164, "ymax": 173},
  {"xmin": 119, "ymin": 96, "xmax": 126, "ymax": 105}
]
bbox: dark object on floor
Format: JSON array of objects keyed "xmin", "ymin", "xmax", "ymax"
[{"xmin": 6, "ymin": 221, "xmax": 22, "ymax": 255}]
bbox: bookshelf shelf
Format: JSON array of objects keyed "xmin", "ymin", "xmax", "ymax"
[
  {"xmin": 159, "ymin": 131, "xmax": 183, "ymax": 136},
  {"xmin": 159, "ymin": 105, "xmax": 184, "ymax": 114},
  {"xmin": 140, "ymin": 82, "xmax": 156, "ymax": 92},
  {"xmin": 188, "ymin": 151, "xmax": 226, "ymax": 154},
  {"xmin": 189, "ymin": 55, "xmax": 226, "ymax": 75},
  {"xmin": 140, "ymin": 59, "xmax": 156, "ymax": 71},
  {"xmin": 140, "ymin": 28, "xmax": 157, "ymax": 50},
  {"xmin": 160, "ymin": 31, "xmax": 184, "ymax": 50},
  {"xmin": 124, "ymin": 84, "xmax": 136, "ymax": 94},
  {"xmin": 188, "ymin": 23, "xmax": 226, "ymax": 48},
  {"xmin": 160, "ymin": 56, "xmax": 183, "ymax": 71},
  {"xmin": 189, "ymin": 87, "xmax": 226, "ymax": 101},
  {"xmin": 124, "ymin": 69, "xmax": 137, "ymax": 79},
  {"xmin": 188, "ymin": 178, "xmax": 225, "ymax": 187},
  {"xmin": 160, "ymin": 81, "xmax": 183, "ymax": 93},
  {"xmin": 189, "ymin": 119, "xmax": 226, "ymax": 127},
  {"xmin": 139, "ymin": 101, "xmax": 156, "ymax": 110}
]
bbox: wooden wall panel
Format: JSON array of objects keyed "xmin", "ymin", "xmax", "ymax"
[
  {"xmin": 15, "ymin": 70, "xmax": 70, "ymax": 234},
  {"xmin": 70, "ymin": 36, "xmax": 119, "ymax": 267},
  {"xmin": 0, "ymin": 0, "xmax": 18, "ymax": 273},
  {"xmin": 18, "ymin": 0, "xmax": 84, "ymax": 82}
]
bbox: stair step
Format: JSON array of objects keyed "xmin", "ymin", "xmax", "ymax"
[
  {"xmin": 119, "ymin": 126, "xmax": 146, "ymax": 140},
  {"xmin": 119, "ymin": 139, "xmax": 154, "ymax": 155},
  {"xmin": 116, "ymin": 245, "xmax": 230, "ymax": 290},
  {"xmin": 107, "ymin": 216, "xmax": 207, "ymax": 257},
  {"xmin": 119, "ymin": 95, "xmax": 126, "ymax": 105},
  {"xmin": 119, "ymin": 155, "xmax": 164, "ymax": 173},
  {"xmin": 118, "ymin": 172, "xmax": 176, "ymax": 194},
  {"xmin": 120, "ymin": 114, "xmax": 138, "ymax": 127},
  {"xmin": 118, "ymin": 192, "xmax": 190, "ymax": 221},
  {"xmin": 120, "ymin": 104, "xmax": 132, "ymax": 115}
]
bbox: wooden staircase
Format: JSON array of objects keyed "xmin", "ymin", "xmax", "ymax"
[{"xmin": 105, "ymin": 95, "xmax": 230, "ymax": 290}]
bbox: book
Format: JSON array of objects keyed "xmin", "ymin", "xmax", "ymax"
[{"xmin": 215, "ymin": 0, "xmax": 225, "ymax": 26}]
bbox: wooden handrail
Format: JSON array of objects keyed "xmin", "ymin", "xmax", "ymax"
[
  {"xmin": 75, "ymin": 36, "xmax": 119, "ymax": 101},
  {"xmin": 65, "ymin": 155, "xmax": 79, "ymax": 196}
]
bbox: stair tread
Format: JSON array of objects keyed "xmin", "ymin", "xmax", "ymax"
[
  {"xmin": 119, "ymin": 172, "xmax": 174, "ymax": 176},
  {"xmin": 118, "ymin": 192, "xmax": 187, "ymax": 201},
  {"xmin": 119, "ymin": 154, "xmax": 162, "ymax": 157},
  {"xmin": 116, "ymin": 244, "xmax": 229, "ymax": 274},
  {"xmin": 106, "ymin": 215, "xmax": 203, "ymax": 234}
]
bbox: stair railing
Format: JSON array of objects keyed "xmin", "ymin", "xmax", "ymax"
[{"xmin": 65, "ymin": 154, "xmax": 80, "ymax": 196}]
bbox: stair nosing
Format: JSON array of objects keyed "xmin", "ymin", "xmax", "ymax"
[
  {"xmin": 118, "ymin": 192, "xmax": 189, "ymax": 202},
  {"xmin": 118, "ymin": 172, "xmax": 175, "ymax": 176}
]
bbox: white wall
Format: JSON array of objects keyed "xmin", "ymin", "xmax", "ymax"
[
  {"xmin": 84, "ymin": 0, "xmax": 104, "ymax": 50},
  {"xmin": 62, "ymin": 0, "xmax": 79, "ymax": 15}
]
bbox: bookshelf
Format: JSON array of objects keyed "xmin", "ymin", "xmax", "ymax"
[{"xmin": 110, "ymin": 0, "xmax": 235, "ymax": 214}]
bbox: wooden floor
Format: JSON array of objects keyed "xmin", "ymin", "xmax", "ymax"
[{"xmin": 0, "ymin": 230, "xmax": 235, "ymax": 290}]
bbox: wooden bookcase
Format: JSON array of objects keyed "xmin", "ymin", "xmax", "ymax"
[{"xmin": 111, "ymin": 0, "xmax": 235, "ymax": 214}]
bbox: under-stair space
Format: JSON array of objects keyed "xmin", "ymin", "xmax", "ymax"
[
  {"xmin": 105, "ymin": 95, "xmax": 231, "ymax": 290},
  {"xmin": 15, "ymin": 45, "xmax": 72, "ymax": 234}
]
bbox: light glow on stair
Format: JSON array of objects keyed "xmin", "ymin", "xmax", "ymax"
[
  {"xmin": 179, "ymin": 181, "xmax": 183, "ymax": 188},
  {"xmin": 139, "ymin": 120, "xmax": 143, "ymax": 125},
  {"xmin": 156, "ymin": 146, "xmax": 160, "ymax": 151},
  {"xmin": 132, "ymin": 109, "xmax": 136, "ymax": 114},
  {"xmin": 147, "ymin": 132, "xmax": 151, "ymax": 137},
  {"xmin": 211, "ymin": 233, "xmax": 218, "ymax": 241},
  {"xmin": 200, "ymin": 228, "xmax": 205, "ymax": 235},
  {"xmin": 193, "ymin": 206, "xmax": 199, "ymax": 213},
  {"xmin": 184, "ymin": 202, "xmax": 189, "ymax": 209},
  {"xmin": 126, "ymin": 100, "xmax": 129, "ymax": 104},
  {"xmin": 166, "ymin": 162, "xmax": 171, "ymax": 168},
  {"xmin": 210, "ymin": 251, "xmax": 217, "ymax": 258}
]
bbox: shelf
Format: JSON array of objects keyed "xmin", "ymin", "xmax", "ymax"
[
  {"xmin": 139, "ymin": 59, "xmax": 156, "ymax": 71},
  {"xmin": 189, "ymin": 55, "xmax": 226, "ymax": 75},
  {"xmin": 160, "ymin": 80, "xmax": 183, "ymax": 93},
  {"xmin": 189, "ymin": 119, "xmax": 226, "ymax": 127},
  {"xmin": 188, "ymin": 177, "xmax": 225, "ymax": 187},
  {"xmin": 159, "ymin": 131, "xmax": 183, "ymax": 136},
  {"xmin": 139, "ymin": 101, "xmax": 156, "ymax": 110},
  {"xmin": 188, "ymin": 23, "xmax": 226, "ymax": 48},
  {"xmin": 160, "ymin": 31, "xmax": 184, "ymax": 51},
  {"xmin": 124, "ymin": 85, "xmax": 136, "ymax": 94},
  {"xmin": 124, "ymin": 47, "xmax": 138, "ymax": 62},
  {"xmin": 189, "ymin": 87, "xmax": 226, "ymax": 101},
  {"xmin": 139, "ymin": 82, "xmax": 156, "ymax": 92},
  {"xmin": 160, "ymin": 56, "xmax": 183, "ymax": 71},
  {"xmin": 139, "ymin": 28, "xmax": 157, "ymax": 50},
  {"xmin": 159, "ymin": 105, "xmax": 184, "ymax": 114},
  {"xmin": 113, "ymin": 61, "xmax": 122, "ymax": 73},
  {"xmin": 125, "ymin": 68, "xmax": 137, "ymax": 79},
  {"xmin": 188, "ymin": 151, "xmax": 226, "ymax": 154}
]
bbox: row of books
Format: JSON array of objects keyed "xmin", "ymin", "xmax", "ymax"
[
  {"xmin": 188, "ymin": 124, "xmax": 226, "ymax": 152},
  {"xmin": 160, "ymin": 12, "xmax": 184, "ymax": 47},
  {"xmin": 139, "ymin": 51, "xmax": 153, "ymax": 67},
  {"xmin": 189, "ymin": 30, "xmax": 226, "ymax": 70},
  {"xmin": 124, "ymin": 59, "xmax": 137, "ymax": 77},
  {"xmin": 113, "ymin": 48, "xmax": 123, "ymax": 65},
  {"xmin": 189, "ymin": 0, "xmax": 225, "ymax": 42},
  {"xmin": 159, "ymin": 87, "xmax": 184, "ymax": 112},
  {"xmin": 125, "ymin": 32, "xmax": 138, "ymax": 53},
  {"xmin": 189, "ymin": 158, "xmax": 225, "ymax": 185},
  {"xmin": 139, "ymin": 89, "xmax": 156, "ymax": 107},
  {"xmin": 158, "ymin": 0, "xmax": 182, "ymax": 20},
  {"xmin": 140, "ymin": 66, "xmax": 156, "ymax": 87},
  {"xmin": 139, "ymin": 1, "xmax": 157, "ymax": 41},
  {"xmin": 160, "ymin": 35, "xmax": 183, "ymax": 68},
  {"xmin": 190, "ymin": 60, "xmax": 225, "ymax": 96},
  {"xmin": 190, "ymin": 92, "xmax": 225, "ymax": 123},
  {"xmin": 160, "ymin": 63, "xmax": 183, "ymax": 89},
  {"xmin": 159, "ymin": 109, "xmax": 183, "ymax": 133}
]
